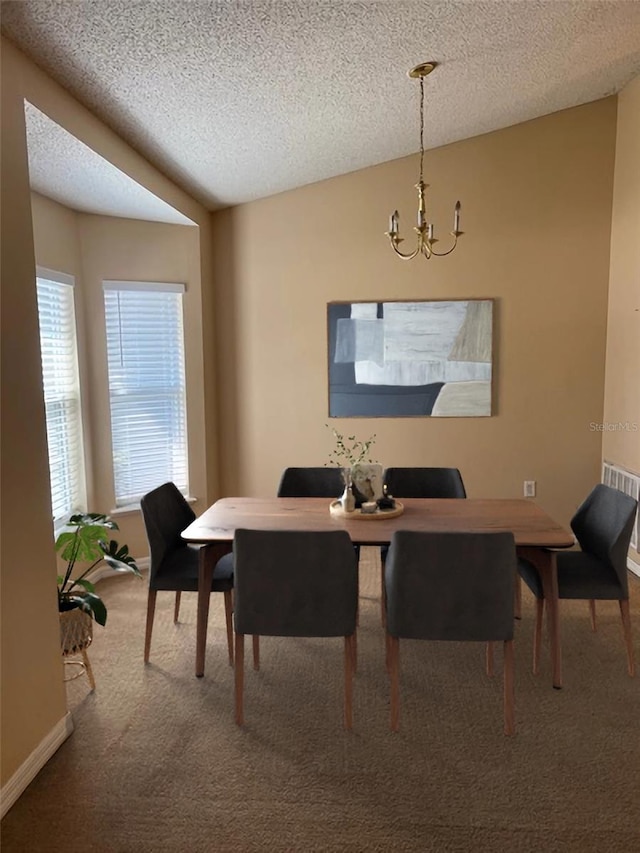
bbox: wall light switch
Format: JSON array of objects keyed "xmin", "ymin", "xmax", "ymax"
[{"xmin": 524, "ymin": 480, "xmax": 536, "ymax": 498}]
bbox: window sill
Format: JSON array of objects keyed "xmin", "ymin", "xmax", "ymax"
[{"xmin": 110, "ymin": 494, "xmax": 197, "ymax": 517}]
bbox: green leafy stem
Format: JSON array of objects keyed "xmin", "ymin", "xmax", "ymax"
[{"xmin": 326, "ymin": 425, "xmax": 377, "ymax": 469}]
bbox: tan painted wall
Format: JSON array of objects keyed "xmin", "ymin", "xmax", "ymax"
[
  {"xmin": 604, "ymin": 74, "xmax": 640, "ymax": 562},
  {"xmin": 213, "ymin": 99, "xmax": 618, "ymax": 530},
  {"xmin": 1, "ymin": 45, "xmax": 68, "ymax": 787},
  {"xmin": 31, "ymin": 193, "xmax": 83, "ymax": 277},
  {"xmin": 0, "ymin": 38, "xmax": 214, "ymax": 787}
]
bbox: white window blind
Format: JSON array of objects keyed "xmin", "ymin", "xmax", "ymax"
[
  {"xmin": 36, "ymin": 271, "xmax": 86, "ymax": 523},
  {"xmin": 103, "ymin": 282, "xmax": 188, "ymax": 506}
]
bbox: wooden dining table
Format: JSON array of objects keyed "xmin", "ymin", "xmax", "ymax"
[{"xmin": 181, "ymin": 496, "xmax": 574, "ymax": 686}]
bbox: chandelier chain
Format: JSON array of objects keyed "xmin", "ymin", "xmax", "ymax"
[{"xmin": 419, "ymin": 76, "xmax": 425, "ymax": 184}]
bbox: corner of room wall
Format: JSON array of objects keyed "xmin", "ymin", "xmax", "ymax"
[
  {"xmin": 1, "ymin": 35, "xmax": 69, "ymax": 788},
  {"xmin": 603, "ymin": 74, "xmax": 640, "ymax": 568},
  {"xmin": 1, "ymin": 35, "xmax": 221, "ymax": 796}
]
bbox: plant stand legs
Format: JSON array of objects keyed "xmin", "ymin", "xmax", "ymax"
[{"xmin": 63, "ymin": 651, "xmax": 95, "ymax": 691}]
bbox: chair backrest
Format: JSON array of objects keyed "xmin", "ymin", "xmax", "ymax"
[
  {"xmin": 140, "ymin": 482, "xmax": 196, "ymax": 579},
  {"xmin": 570, "ymin": 484, "xmax": 638, "ymax": 587},
  {"xmin": 385, "ymin": 531, "xmax": 515, "ymax": 641},
  {"xmin": 383, "ymin": 467, "xmax": 467, "ymax": 499},
  {"xmin": 233, "ymin": 529, "xmax": 357, "ymax": 637},
  {"xmin": 276, "ymin": 467, "xmax": 344, "ymax": 498}
]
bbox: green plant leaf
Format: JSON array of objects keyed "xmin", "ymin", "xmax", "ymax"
[
  {"xmin": 56, "ymin": 524, "xmax": 110, "ymax": 563},
  {"xmin": 101, "ymin": 540, "xmax": 142, "ymax": 577},
  {"xmin": 60, "ymin": 591, "xmax": 107, "ymax": 626},
  {"xmin": 68, "ymin": 512, "xmax": 119, "ymax": 531},
  {"xmin": 103, "ymin": 554, "xmax": 142, "ymax": 577}
]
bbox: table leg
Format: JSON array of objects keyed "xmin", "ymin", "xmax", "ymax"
[
  {"xmin": 541, "ymin": 550, "xmax": 562, "ymax": 689},
  {"xmin": 196, "ymin": 543, "xmax": 231, "ymax": 678},
  {"xmin": 518, "ymin": 546, "xmax": 562, "ymax": 689}
]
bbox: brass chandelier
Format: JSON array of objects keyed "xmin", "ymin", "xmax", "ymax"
[{"xmin": 385, "ymin": 61, "xmax": 462, "ymax": 260}]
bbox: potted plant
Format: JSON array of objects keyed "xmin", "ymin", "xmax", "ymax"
[{"xmin": 57, "ymin": 513, "xmax": 141, "ymax": 679}]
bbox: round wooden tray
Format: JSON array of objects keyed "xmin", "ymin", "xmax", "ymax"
[{"xmin": 329, "ymin": 500, "xmax": 404, "ymax": 520}]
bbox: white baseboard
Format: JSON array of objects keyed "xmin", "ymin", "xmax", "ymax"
[
  {"xmin": 628, "ymin": 555, "xmax": 640, "ymax": 578},
  {"xmin": 1, "ymin": 711, "xmax": 74, "ymax": 818}
]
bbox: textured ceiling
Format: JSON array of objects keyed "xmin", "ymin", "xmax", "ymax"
[
  {"xmin": 25, "ymin": 102, "xmax": 195, "ymax": 225},
  {"xmin": 3, "ymin": 0, "xmax": 640, "ymax": 218}
]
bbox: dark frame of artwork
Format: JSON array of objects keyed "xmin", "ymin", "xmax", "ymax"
[{"xmin": 327, "ymin": 299, "xmax": 494, "ymax": 418}]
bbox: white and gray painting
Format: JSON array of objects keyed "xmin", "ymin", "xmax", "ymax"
[{"xmin": 329, "ymin": 300, "xmax": 492, "ymax": 417}]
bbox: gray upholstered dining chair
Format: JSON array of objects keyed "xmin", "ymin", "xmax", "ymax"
[
  {"xmin": 141, "ymin": 482, "xmax": 234, "ymax": 665},
  {"xmin": 277, "ymin": 466, "xmax": 360, "ymax": 562},
  {"xmin": 382, "ymin": 467, "xmax": 467, "ymax": 499},
  {"xmin": 385, "ymin": 530, "xmax": 517, "ymax": 735},
  {"xmin": 276, "ymin": 466, "xmax": 344, "ymax": 498},
  {"xmin": 518, "ymin": 483, "xmax": 637, "ymax": 677},
  {"xmin": 379, "ymin": 467, "xmax": 467, "ymax": 623},
  {"xmin": 232, "ymin": 528, "xmax": 358, "ymax": 729}
]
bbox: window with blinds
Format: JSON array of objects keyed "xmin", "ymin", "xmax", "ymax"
[
  {"xmin": 36, "ymin": 270, "xmax": 86, "ymax": 523},
  {"xmin": 103, "ymin": 282, "xmax": 188, "ymax": 506}
]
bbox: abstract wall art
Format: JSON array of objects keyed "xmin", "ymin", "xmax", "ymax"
[{"xmin": 327, "ymin": 299, "xmax": 493, "ymax": 418}]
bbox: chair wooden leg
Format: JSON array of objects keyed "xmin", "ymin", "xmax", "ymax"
[
  {"xmin": 503, "ymin": 639, "xmax": 515, "ymax": 736},
  {"xmin": 388, "ymin": 635, "xmax": 400, "ymax": 732},
  {"xmin": 252, "ymin": 634, "xmax": 260, "ymax": 671},
  {"xmin": 351, "ymin": 629, "xmax": 358, "ymax": 674},
  {"xmin": 619, "ymin": 599, "xmax": 635, "ymax": 676},
  {"xmin": 144, "ymin": 589, "xmax": 157, "ymax": 663},
  {"xmin": 533, "ymin": 597, "xmax": 544, "ymax": 675},
  {"xmin": 81, "ymin": 649, "xmax": 96, "ymax": 691},
  {"xmin": 484, "ymin": 643, "xmax": 493, "ymax": 676},
  {"xmin": 344, "ymin": 635, "xmax": 354, "ymax": 730},
  {"xmin": 589, "ymin": 599, "xmax": 597, "ymax": 632},
  {"xmin": 514, "ymin": 575, "xmax": 522, "ymax": 620},
  {"xmin": 173, "ymin": 591, "xmax": 181, "ymax": 623},
  {"xmin": 224, "ymin": 590, "xmax": 234, "ymax": 666},
  {"xmin": 235, "ymin": 633, "xmax": 245, "ymax": 725}
]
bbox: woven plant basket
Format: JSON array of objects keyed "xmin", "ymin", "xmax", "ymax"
[{"xmin": 59, "ymin": 608, "xmax": 93, "ymax": 656}]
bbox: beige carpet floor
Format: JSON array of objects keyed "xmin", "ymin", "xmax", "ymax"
[{"xmin": 2, "ymin": 549, "xmax": 639, "ymax": 852}]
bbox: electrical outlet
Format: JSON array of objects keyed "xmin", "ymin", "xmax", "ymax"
[{"xmin": 524, "ymin": 480, "xmax": 536, "ymax": 498}]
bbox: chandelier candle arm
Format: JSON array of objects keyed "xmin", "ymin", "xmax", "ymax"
[{"xmin": 385, "ymin": 61, "xmax": 464, "ymax": 261}]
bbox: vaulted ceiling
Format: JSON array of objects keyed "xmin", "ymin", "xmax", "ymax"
[{"xmin": 3, "ymin": 0, "xmax": 640, "ymax": 218}]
